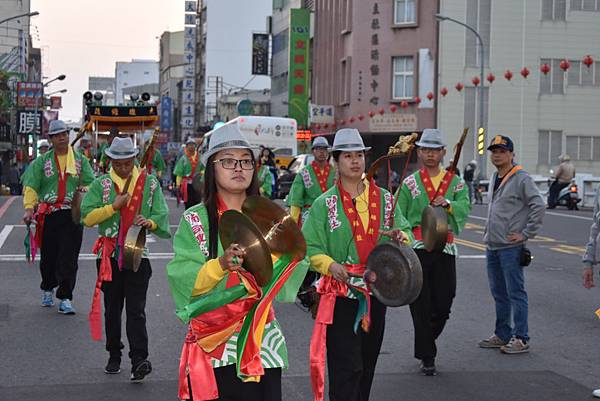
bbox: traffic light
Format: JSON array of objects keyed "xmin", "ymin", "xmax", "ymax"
[{"xmin": 477, "ymin": 127, "xmax": 485, "ymax": 155}]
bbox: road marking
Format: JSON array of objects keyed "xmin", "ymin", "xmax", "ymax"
[
  {"xmin": 469, "ymin": 215, "xmax": 488, "ymax": 221},
  {"xmin": 459, "ymin": 255, "xmax": 486, "ymax": 259},
  {"xmin": 0, "ymin": 196, "xmax": 17, "ymax": 219},
  {"xmin": 545, "ymin": 211, "xmax": 593, "ymax": 222},
  {"xmin": 0, "ymin": 252, "xmax": 175, "ymax": 262},
  {"xmin": 455, "ymin": 238, "xmax": 487, "ymax": 251},
  {"xmin": 0, "ymin": 225, "xmax": 13, "ymax": 250}
]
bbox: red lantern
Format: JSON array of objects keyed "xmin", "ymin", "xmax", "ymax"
[
  {"xmin": 414, "ymin": 96, "xmax": 421, "ymax": 104},
  {"xmin": 520, "ymin": 67, "xmax": 530, "ymax": 78},
  {"xmin": 332, "ymin": 123, "xmax": 337, "ymax": 129},
  {"xmin": 400, "ymin": 100, "xmax": 409, "ymax": 109},
  {"xmin": 540, "ymin": 63, "xmax": 551, "ymax": 75},
  {"xmin": 368, "ymin": 111, "xmax": 375, "ymax": 118},
  {"xmin": 504, "ymin": 70, "xmax": 513, "ymax": 81},
  {"xmin": 315, "ymin": 124, "xmax": 321, "ymax": 130},
  {"xmin": 426, "ymin": 92, "xmax": 434, "ymax": 101},
  {"xmin": 349, "ymin": 117, "xmax": 355, "ymax": 123},
  {"xmin": 390, "ymin": 104, "xmax": 398, "ymax": 113},
  {"xmin": 440, "ymin": 87, "xmax": 448, "ymax": 97},
  {"xmin": 559, "ymin": 59, "xmax": 570, "ymax": 71},
  {"xmin": 378, "ymin": 108, "xmax": 385, "ymax": 115},
  {"xmin": 583, "ymin": 55, "xmax": 594, "ymax": 68},
  {"xmin": 358, "ymin": 114, "xmax": 365, "ymax": 121},
  {"xmin": 455, "ymin": 82, "xmax": 464, "ymax": 92},
  {"xmin": 323, "ymin": 123, "xmax": 329, "ymax": 129},
  {"xmin": 472, "ymin": 76, "xmax": 480, "ymax": 86},
  {"xmin": 487, "ymin": 73, "xmax": 496, "ymax": 83}
]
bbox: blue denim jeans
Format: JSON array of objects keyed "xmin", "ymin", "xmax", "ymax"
[{"xmin": 486, "ymin": 246, "xmax": 529, "ymax": 342}]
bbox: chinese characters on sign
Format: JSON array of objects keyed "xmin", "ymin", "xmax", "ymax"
[
  {"xmin": 16, "ymin": 82, "xmax": 44, "ymax": 108},
  {"xmin": 309, "ymin": 104, "xmax": 335, "ymax": 124},
  {"xmin": 368, "ymin": 113, "xmax": 418, "ymax": 132},
  {"xmin": 252, "ymin": 33, "xmax": 270, "ymax": 76},
  {"xmin": 160, "ymin": 96, "xmax": 173, "ymax": 132},
  {"xmin": 287, "ymin": 9, "xmax": 310, "ymax": 128},
  {"xmin": 370, "ymin": 3, "xmax": 380, "ymax": 106},
  {"xmin": 17, "ymin": 110, "xmax": 42, "ymax": 135},
  {"xmin": 182, "ymin": 1, "xmax": 197, "ymax": 137}
]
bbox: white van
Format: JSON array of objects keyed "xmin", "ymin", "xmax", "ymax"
[{"xmin": 201, "ymin": 116, "xmax": 298, "ymax": 160}]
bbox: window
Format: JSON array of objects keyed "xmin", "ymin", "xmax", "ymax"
[
  {"xmin": 340, "ymin": 57, "xmax": 351, "ymax": 104},
  {"xmin": 465, "ymin": 0, "xmax": 491, "ymax": 67},
  {"xmin": 538, "ymin": 130, "xmax": 563, "ymax": 165},
  {"xmin": 567, "ymin": 60, "xmax": 581, "ymax": 86},
  {"xmin": 542, "ymin": 0, "xmax": 566, "ymax": 20},
  {"xmin": 394, "ymin": 0, "xmax": 416, "ymax": 25},
  {"xmin": 596, "ymin": 62, "xmax": 600, "ymax": 86},
  {"xmin": 540, "ymin": 59, "xmax": 564, "ymax": 94},
  {"xmin": 571, "ymin": 0, "xmax": 600, "ymax": 10},
  {"xmin": 566, "ymin": 135, "xmax": 600, "ymax": 160},
  {"xmin": 392, "ymin": 56, "xmax": 414, "ymax": 99},
  {"xmin": 582, "ymin": 62, "xmax": 594, "ymax": 86}
]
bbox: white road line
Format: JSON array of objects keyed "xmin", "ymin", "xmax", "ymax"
[
  {"xmin": 459, "ymin": 255, "xmax": 486, "ymax": 259},
  {"xmin": 0, "ymin": 225, "xmax": 13, "ymax": 250},
  {"xmin": 469, "ymin": 215, "xmax": 488, "ymax": 221},
  {"xmin": 0, "ymin": 252, "xmax": 174, "ymax": 262},
  {"xmin": 545, "ymin": 211, "xmax": 593, "ymax": 222}
]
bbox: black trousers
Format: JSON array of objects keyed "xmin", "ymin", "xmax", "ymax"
[
  {"xmin": 410, "ymin": 249, "xmax": 456, "ymax": 361},
  {"xmin": 327, "ymin": 296, "xmax": 387, "ymax": 401},
  {"xmin": 98, "ymin": 258, "xmax": 152, "ymax": 363},
  {"xmin": 547, "ymin": 180, "xmax": 569, "ymax": 208},
  {"xmin": 185, "ymin": 182, "xmax": 201, "ymax": 210},
  {"xmin": 187, "ymin": 365, "xmax": 282, "ymax": 401},
  {"xmin": 40, "ymin": 209, "xmax": 83, "ymax": 300}
]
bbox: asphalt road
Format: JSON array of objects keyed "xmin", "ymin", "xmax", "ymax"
[{"xmin": 0, "ymin": 195, "xmax": 598, "ymax": 401}]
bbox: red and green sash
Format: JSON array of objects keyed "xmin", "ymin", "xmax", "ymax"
[
  {"xmin": 311, "ymin": 162, "xmax": 331, "ymax": 194},
  {"xmin": 419, "ymin": 168, "xmax": 455, "ymax": 202},
  {"xmin": 115, "ymin": 170, "xmax": 147, "ymax": 269},
  {"xmin": 181, "ymin": 151, "xmax": 199, "ymax": 203}
]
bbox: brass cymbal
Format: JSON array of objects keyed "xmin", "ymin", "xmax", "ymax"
[
  {"xmin": 123, "ymin": 225, "xmax": 146, "ymax": 272},
  {"xmin": 219, "ymin": 210, "xmax": 273, "ymax": 287},
  {"xmin": 421, "ymin": 205, "xmax": 448, "ymax": 252},
  {"xmin": 241, "ymin": 195, "xmax": 306, "ymax": 260}
]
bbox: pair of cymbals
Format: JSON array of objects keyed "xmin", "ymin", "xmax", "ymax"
[{"xmin": 219, "ymin": 196, "xmax": 307, "ymax": 286}]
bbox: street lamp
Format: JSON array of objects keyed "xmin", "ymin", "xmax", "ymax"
[
  {"xmin": 46, "ymin": 89, "xmax": 67, "ymax": 96},
  {"xmin": 436, "ymin": 13, "xmax": 487, "ymax": 177},
  {"xmin": 43, "ymin": 74, "xmax": 66, "ymax": 87},
  {"xmin": 0, "ymin": 11, "xmax": 39, "ymax": 25}
]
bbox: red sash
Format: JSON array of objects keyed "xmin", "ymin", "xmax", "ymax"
[
  {"xmin": 181, "ymin": 152, "xmax": 199, "ymax": 203},
  {"xmin": 34, "ymin": 153, "xmax": 69, "ymax": 249},
  {"xmin": 419, "ymin": 168, "xmax": 455, "ymax": 202},
  {"xmin": 311, "ymin": 162, "xmax": 331, "ymax": 194},
  {"xmin": 338, "ymin": 179, "xmax": 381, "ymax": 264},
  {"xmin": 88, "ymin": 237, "xmax": 116, "ymax": 341},
  {"xmin": 115, "ymin": 170, "xmax": 147, "ymax": 269}
]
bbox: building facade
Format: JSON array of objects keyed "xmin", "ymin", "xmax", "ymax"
[
  {"xmin": 217, "ymin": 89, "xmax": 271, "ymax": 121},
  {"xmin": 311, "ymin": 0, "xmax": 439, "ymax": 163},
  {"xmin": 159, "ymin": 31, "xmax": 184, "ymax": 140},
  {"xmin": 114, "ymin": 59, "xmax": 159, "ymax": 105},
  {"xmin": 194, "ymin": 0, "xmax": 271, "ymax": 126},
  {"xmin": 438, "ymin": 0, "xmax": 600, "ymax": 176}
]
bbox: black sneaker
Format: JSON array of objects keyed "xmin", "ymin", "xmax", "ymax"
[
  {"xmin": 104, "ymin": 357, "xmax": 121, "ymax": 374},
  {"xmin": 420, "ymin": 358, "xmax": 437, "ymax": 376},
  {"xmin": 130, "ymin": 359, "xmax": 152, "ymax": 381}
]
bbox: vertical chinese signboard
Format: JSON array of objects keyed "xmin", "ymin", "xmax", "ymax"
[
  {"xmin": 252, "ymin": 33, "xmax": 270, "ymax": 75},
  {"xmin": 181, "ymin": 1, "xmax": 197, "ymax": 141},
  {"xmin": 287, "ymin": 9, "xmax": 310, "ymax": 128}
]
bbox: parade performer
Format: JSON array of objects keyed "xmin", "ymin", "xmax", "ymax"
[
  {"xmin": 22, "ymin": 120, "xmax": 95, "ymax": 313},
  {"xmin": 395, "ymin": 128, "xmax": 471, "ymax": 375},
  {"xmin": 38, "ymin": 139, "xmax": 50, "ymax": 155},
  {"xmin": 80, "ymin": 136, "xmax": 170, "ymax": 379},
  {"xmin": 144, "ymin": 139, "xmax": 166, "ymax": 179},
  {"xmin": 78, "ymin": 136, "xmax": 93, "ymax": 162},
  {"xmin": 287, "ymin": 136, "xmax": 336, "ymax": 225},
  {"xmin": 174, "ymin": 137, "xmax": 202, "ymax": 209},
  {"xmin": 257, "ymin": 147, "xmax": 275, "ymax": 198},
  {"xmin": 302, "ymin": 128, "xmax": 412, "ymax": 401},
  {"xmin": 98, "ymin": 127, "xmax": 119, "ymax": 173},
  {"xmin": 167, "ymin": 123, "xmax": 306, "ymax": 401}
]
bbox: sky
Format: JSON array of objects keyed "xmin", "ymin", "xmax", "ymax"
[{"xmin": 31, "ymin": 0, "xmax": 186, "ymax": 122}]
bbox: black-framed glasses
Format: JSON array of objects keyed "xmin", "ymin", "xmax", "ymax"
[{"xmin": 213, "ymin": 158, "xmax": 255, "ymax": 170}]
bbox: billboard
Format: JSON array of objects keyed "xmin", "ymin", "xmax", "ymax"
[
  {"xmin": 160, "ymin": 96, "xmax": 173, "ymax": 132},
  {"xmin": 252, "ymin": 33, "xmax": 270, "ymax": 75},
  {"xmin": 287, "ymin": 9, "xmax": 310, "ymax": 128},
  {"xmin": 16, "ymin": 82, "xmax": 44, "ymax": 108}
]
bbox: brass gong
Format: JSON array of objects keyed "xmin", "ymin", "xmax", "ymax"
[
  {"xmin": 421, "ymin": 205, "xmax": 449, "ymax": 252},
  {"xmin": 219, "ymin": 210, "xmax": 273, "ymax": 286},
  {"xmin": 122, "ymin": 225, "xmax": 146, "ymax": 272},
  {"xmin": 241, "ymin": 195, "xmax": 307, "ymax": 260}
]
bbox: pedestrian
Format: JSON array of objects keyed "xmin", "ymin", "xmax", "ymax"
[
  {"xmin": 167, "ymin": 123, "xmax": 303, "ymax": 401},
  {"xmin": 80, "ymin": 136, "xmax": 170, "ymax": 379},
  {"xmin": 257, "ymin": 147, "xmax": 275, "ymax": 198},
  {"xmin": 302, "ymin": 128, "xmax": 412, "ymax": 401},
  {"xmin": 287, "ymin": 136, "xmax": 336, "ymax": 225},
  {"xmin": 174, "ymin": 137, "xmax": 202, "ymax": 209},
  {"xmin": 479, "ymin": 135, "xmax": 544, "ymax": 354},
  {"xmin": 547, "ymin": 154, "xmax": 575, "ymax": 209},
  {"xmin": 22, "ymin": 120, "xmax": 95, "ymax": 313},
  {"xmin": 395, "ymin": 128, "xmax": 471, "ymax": 376},
  {"xmin": 582, "ymin": 185, "xmax": 600, "ymax": 398},
  {"xmin": 463, "ymin": 160, "xmax": 477, "ymax": 204},
  {"xmin": 9, "ymin": 163, "xmax": 20, "ymax": 195}
]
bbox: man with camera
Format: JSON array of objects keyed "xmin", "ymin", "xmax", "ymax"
[{"xmin": 479, "ymin": 135, "xmax": 544, "ymax": 354}]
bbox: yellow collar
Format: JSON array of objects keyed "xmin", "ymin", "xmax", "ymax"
[
  {"xmin": 110, "ymin": 166, "xmax": 140, "ymax": 195},
  {"xmin": 55, "ymin": 146, "xmax": 78, "ymax": 176}
]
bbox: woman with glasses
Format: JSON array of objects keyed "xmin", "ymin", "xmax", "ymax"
[
  {"xmin": 302, "ymin": 128, "xmax": 412, "ymax": 401},
  {"xmin": 167, "ymin": 123, "xmax": 290, "ymax": 401}
]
